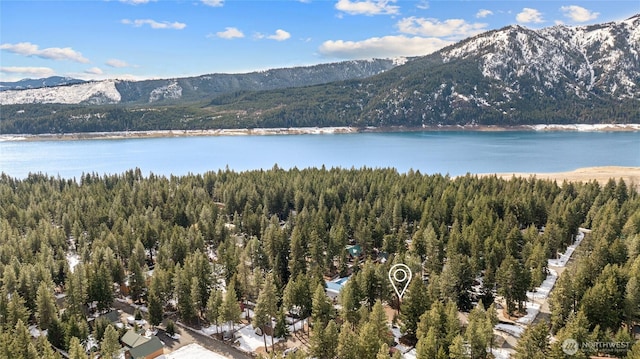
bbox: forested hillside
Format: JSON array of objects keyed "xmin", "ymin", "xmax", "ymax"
[
  {"xmin": 0, "ymin": 168, "xmax": 638, "ymax": 358},
  {"xmin": 1, "ymin": 15, "xmax": 638, "ymax": 134}
]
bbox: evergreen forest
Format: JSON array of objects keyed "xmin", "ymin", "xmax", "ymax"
[{"xmin": 0, "ymin": 167, "xmax": 639, "ymax": 358}]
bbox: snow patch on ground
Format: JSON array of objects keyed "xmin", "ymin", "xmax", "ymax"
[
  {"xmin": 530, "ymin": 124, "xmax": 640, "ymax": 132},
  {"xmin": 403, "ymin": 348, "xmax": 417, "ymax": 359},
  {"xmin": 495, "ymin": 323, "xmax": 524, "ymax": 338},
  {"xmin": 165, "ymin": 343, "xmax": 230, "ymax": 359},
  {"xmin": 492, "ymin": 347, "xmax": 513, "ymax": 359},
  {"xmin": 236, "ymin": 324, "xmax": 280, "ymax": 353},
  {"xmin": 66, "ymin": 252, "xmax": 80, "ymax": 273},
  {"xmin": 527, "ymin": 268, "xmax": 558, "ymax": 300},
  {"xmin": 548, "ymin": 231, "xmax": 584, "ymax": 267},
  {"xmin": 516, "ymin": 302, "xmax": 541, "ymax": 325}
]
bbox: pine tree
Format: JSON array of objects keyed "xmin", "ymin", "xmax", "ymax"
[
  {"xmin": 514, "ymin": 321, "xmax": 550, "ymax": 359},
  {"xmin": 337, "ymin": 322, "xmax": 359, "ymax": 359},
  {"xmin": 88, "ymin": 264, "xmax": 113, "ymax": 312},
  {"xmin": 358, "ymin": 320, "xmax": 383, "ymax": 359},
  {"xmin": 175, "ymin": 265, "xmax": 195, "ymax": 323},
  {"xmin": 465, "ymin": 303, "xmax": 492, "ymax": 359},
  {"xmin": 11, "ymin": 319, "xmax": 32, "ymax": 359},
  {"xmin": 311, "ymin": 283, "xmax": 333, "ymax": 328},
  {"xmin": 254, "ymin": 274, "xmax": 278, "ymax": 352},
  {"xmin": 448, "ymin": 334, "xmax": 468, "ymax": 359},
  {"xmin": 339, "ymin": 279, "xmax": 361, "ymax": 325},
  {"xmin": 282, "ymin": 274, "xmax": 312, "ymax": 333},
  {"xmin": 310, "ymin": 319, "xmax": 338, "ymax": 359},
  {"xmin": 100, "ymin": 325, "xmax": 120, "ymax": 359},
  {"xmin": 323, "ymin": 320, "xmax": 338, "ymax": 359},
  {"xmin": 47, "ymin": 318, "xmax": 66, "ymax": 350},
  {"xmin": 36, "ymin": 281, "xmax": 58, "ymax": 330},
  {"xmin": 496, "ymin": 255, "xmax": 529, "ymax": 315},
  {"xmin": 416, "ymin": 327, "xmax": 438, "ymax": 359},
  {"xmin": 68, "ymin": 337, "xmax": 88, "ymax": 359},
  {"xmin": 165, "ymin": 319, "xmax": 177, "ymax": 337},
  {"xmin": 206, "ymin": 288, "xmax": 223, "ymax": 333},
  {"xmin": 7, "ymin": 293, "xmax": 30, "ymax": 328},
  {"xmin": 370, "ymin": 300, "xmax": 393, "ymax": 345},
  {"xmin": 376, "ymin": 343, "xmax": 390, "ymax": 359},
  {"xmin": 219, "ymin": 282, "xmax": 241, "ymax": 332},
  {"xmin": 400, "ymin": 277, "xmax": 429, "ymax": 339},
  {"xmin": 148, "ymin": 290, "xmax": 163, "ymax": 328},
  {"xmin": 190, "ymin": 277, "xmax": 202, "ymax": 323},
  {"xmin": 274, "ymin": 309, "xmax": 289, "ymax": 341},
  {"xmin": 128, "ymin": 259, "xmax": 146, "ymax": 304}
]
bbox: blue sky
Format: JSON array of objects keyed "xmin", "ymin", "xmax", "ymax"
[{"xmin": 1, "ymin": 0, "xmax": 638, "ymax": 81}]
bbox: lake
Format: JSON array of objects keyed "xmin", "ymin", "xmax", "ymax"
[{"xmin": 1, "ymin": 131, "xmax": 638, "ymax": 179}]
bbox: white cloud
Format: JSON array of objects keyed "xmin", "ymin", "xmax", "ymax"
[
  {"xmin": 121, "ymin": 19, "xmax": 186, "ymax": 30},
  {"xmin": 213, "ymin": 27, "xmax": 245, "ymax": 39},
  {"xmin": 397, "ymin": 17, "xmax": 487, "ymax": 39},
  {"xmin": 0, "ymin": 42, "xmax": 89, "ymax": 63},
  {"xmin": 516, "ymin": 8, "xmax": 544, "ymax": 24},
  {"xmin": 476, "ymin": 9, "xmax": 493, "ymax": 18},
  {"xmin": 267, "ymin": 29, "xmax": 291, "ymax": 41},
  {"xmin": 201, "ymin": 0, "xmax": 224, "ymax": 7},
  {"xmin": 416, "ymin": 1, "xmax": 429, "ymax": 10},
  {"xmin": 335, "ymin": 0, "xmax": 399, "ymax": 16},
  {"xmin": 0, "ymin": 66, "xmax": 55, "ymax": 78},
  {"xmin": 106, "ymin": 59, "xmax": 130, "ymax": 68},
  {"xmin": 84, "ymin": 67, "xmax": 103, "ymax": 75},
  {"xmin": 318, "ymin": 35, "xmax": 451, "ymax": 59},
  {"xmin": 560, "ymin": 5, "xmax": 599, "ymax": 22}
]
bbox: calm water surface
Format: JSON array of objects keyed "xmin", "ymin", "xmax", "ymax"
[{"xmin": 1, "ymin": 131, "xmax": 638, "ymax": 179}]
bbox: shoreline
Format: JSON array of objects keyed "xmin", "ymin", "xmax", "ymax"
[
  {"xmin": 1, "ymin": 123, "xmax": 639, "ymax": 142},
  {"xmin": 479, "ymin": 166, "xmax": 640, "ymax": 190}
]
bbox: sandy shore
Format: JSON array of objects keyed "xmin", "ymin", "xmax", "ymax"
[
  {"xmin": 1, "ymin": 123, "xmax": 638, "ymax": 142},
  {"xmin": 481, "ymin": 166, "xmax": 640, "ymax": 190}
]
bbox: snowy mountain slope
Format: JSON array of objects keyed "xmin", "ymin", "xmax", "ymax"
[
  {"xmin": 0, "ymin": 81, "xmax": 121, "ymax": 105},
  {"xmin": 440, "ymin": 14, "xmax": 640, "ymax": 99},
  {"xmin": 339, "ymin": 14, "xmax": 640, "ymax": 126},
  {"xmin": 2, "ymin": 15, "xmax": 638, "ymax": 133},
  {"xmin": 0, "ymin": 58, "xmax": 399, "ymax": 105}
]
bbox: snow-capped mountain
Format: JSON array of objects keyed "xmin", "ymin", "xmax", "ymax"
[
  {"xmin": 346, "ymin": 14, "xmax": 640, "ymax": 126},
  {"xmin": 0, "ymin": 80, "xmax": 121, "ymax": 105},
  {"xmin": 0, "ymin": 59, "xmax": 399, "ymax": 106},
  {"xmin": 440, "ymin": 14, "xmax": 639, "ymax": 100},
  {"xmin": 2, "ymin": 15, "xmax": 638, "ymax": 134}
]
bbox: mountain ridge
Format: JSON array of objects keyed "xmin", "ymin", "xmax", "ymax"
[
  {"xmin": 1, "ymin": 15, "xmax": 638, "ymax": 134},
  {"xmin": 0, "ymin": 58, "xmax": 401, "ymax": 105}
]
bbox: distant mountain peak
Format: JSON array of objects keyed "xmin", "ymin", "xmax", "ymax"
[{"xmin": 0, "ymin": 76, "xmax": 86, "ymax": 91}]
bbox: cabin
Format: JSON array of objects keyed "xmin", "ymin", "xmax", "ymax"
[
  {"xmin": 120, "ymin": 329, "xmax": 164, "ymax": 359},
  {"xmin": 346, "ymin": 244, "xmax": 362, "ymax": 260},
  {"xmin": 88, "ymin": 309, "xmax": 121, "ymax": 329},
  {"xmin": 325, "ymin": 276, "xmax": 350, "ymax": 301}
]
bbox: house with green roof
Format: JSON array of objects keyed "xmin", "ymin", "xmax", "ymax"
[{"xmin": 121, "ymin": 329, "xmax": 164, "ymax": 359}]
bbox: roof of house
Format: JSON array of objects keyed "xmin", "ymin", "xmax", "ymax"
[
  {"xmin": 121, "ymin": 330, "xmax": 149, "ymax": 348},
  {"xmin": 121, "ymin": 329, "xmax": 164, "ymax": 358},
  {"xmin": 325, "ymin": 281, "xmax": 342, "ymax": 293},
  {"xmin": 98, "ymin": 310, "xmax": 121, "ymax": 323},
  {"xmin": 128, "ymin": 336, "xmax": 163, "ymax": 359},
  {"xmin": 346, "ymin": 244, "xmax": 362, "ymax": 257}
]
